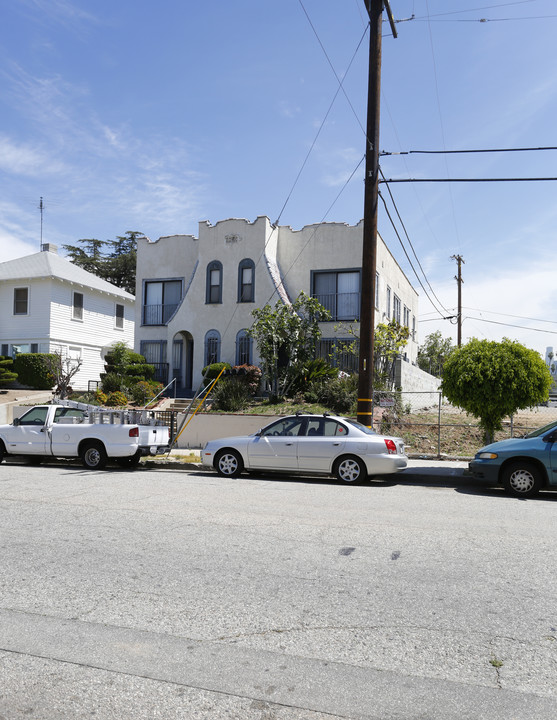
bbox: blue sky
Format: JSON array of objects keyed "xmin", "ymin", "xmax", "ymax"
[{"xmin": 1, "ymin": 0, "xmax": 557, "ymax": 356}]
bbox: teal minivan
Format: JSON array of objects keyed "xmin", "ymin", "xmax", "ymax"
[{"xmin": 469, "ymin": 420, "xmax": 557, "ymax": 498}]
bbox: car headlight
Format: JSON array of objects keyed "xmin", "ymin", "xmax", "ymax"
[{"xmin": 478, "ymin": 452, "xmax": 498, "ymax": 460}]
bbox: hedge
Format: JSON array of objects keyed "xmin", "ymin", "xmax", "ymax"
[{"xmin": 13, "ymin": 353, "xmax": 56, "ymax": 390}]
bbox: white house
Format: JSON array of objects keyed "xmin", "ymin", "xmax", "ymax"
[
  {"xmin": 0, "ymin": 244, "xmax": 135, "ymax": 390},
  {"xmin": 135, "ymin": 216, "xmax": 419, "ymax": 394}
]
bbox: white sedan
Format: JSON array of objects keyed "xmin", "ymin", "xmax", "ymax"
[{"xmin": 202, "ymin": 414, "xmax": 407, "ymax": 484}]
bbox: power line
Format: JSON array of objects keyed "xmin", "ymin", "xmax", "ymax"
[
  {"xmin": 410, "ymin": 1, "xmax": 538, "ymax": 20},
  {"xmin": 381, "ymin": 145, "xmax": 557, "ymax": 156},
  {"xmin": 464, "ymin": 316, "xmax": 557, "ymax": 335},
  {"xmin": 463, "ymin": 307, "xmax": 557, "ymax": 326},
  {"xmin": 380, "ymin": 176, "xmax": 557, "ymax": 183},
  {"xmin": 274, "ymin": 12, "xmax": 368, "ymax": 226},
  {"xmin": 424, "ymin": 0, "xmax": 461, "ymax": 249},
  {"xmin": 379, "ymin": 168, "xmax": 452, "ymax": 316},
  {"xmin": 420, "ymin": 313, "xmax": 557, "ymax": 336},
  {"xmin": 378, "ymin": 190, "xmax": 448, "ymax": 319}
]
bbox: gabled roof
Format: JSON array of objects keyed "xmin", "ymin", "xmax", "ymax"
[{"xmin": 0, "ymin": 250, "xmax": 134, "ymax": 300}]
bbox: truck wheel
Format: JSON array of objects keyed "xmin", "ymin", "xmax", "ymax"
[
  {"xmin": 81, "ymin": 442, "xmax": 108, "ymax": 470},
  {"xmin": 0, "ymin": 442, "xmax": 5, "ymax": 464}
]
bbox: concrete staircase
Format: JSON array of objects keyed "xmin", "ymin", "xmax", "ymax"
[{"xmin": 164, "ymin": 397, "xmax": 196, "ymax": 413}]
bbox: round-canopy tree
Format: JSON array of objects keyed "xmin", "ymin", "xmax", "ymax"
[{"xmin": 442, "ymin": 338, "xmax": 552, "ymax": 444}]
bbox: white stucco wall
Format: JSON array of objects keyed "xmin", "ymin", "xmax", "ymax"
[{"xmin": 135, "ymin": 217, "xmax": 421, "ymax": 392}]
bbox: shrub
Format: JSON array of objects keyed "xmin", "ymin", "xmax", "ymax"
[
  {"xmin": 13, "ymin": 353, "xmax": 56, "ymax": 389},
  {"xmin": 0, "ymin": 356, "xmax": 17, "ymax": 386},
  {"xmin": 95, "ymin": 389, "xmax": 108, "ymax": 405},
  {"xmin": 303, "ymin": 374, "xmax": 358, "ymax": 415},
  {"xmin": 104, "ymin": 342, "xmax": 155, "ymax": 382},
  {"xmin": 289, "ymin": 358, "xmax": 337, "ymax": 394},
  {"xmin": 210, "ymin": 379, "xmax": 251, "ymax": 412},
  {"xmin": 131, "ymin": 380, "xmax": 161, "ymax": 405},
  {"xmin": 202, "ymin": 362, "xmax": 231, "ymax": 380},
  {"xmin": 231, "ymin": 364, "xmax": 262, "ymax": 394},
  {"xmin": 101, "ymin": 372, "xmax": 124, "ymax": 393},
  {"xmin": 105, "ymin": 391, "xmax": 129, "ymax": 407}
]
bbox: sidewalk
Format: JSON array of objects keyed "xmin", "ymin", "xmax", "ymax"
[
  {"xmin": 401, "ymin": 456, "xmax": 470, "ymax": 481},
  {"xmin": 155, "ymin": 450, "xmax": 471, "ymax": 480}
]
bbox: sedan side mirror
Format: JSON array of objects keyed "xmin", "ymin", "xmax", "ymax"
[{"xmin": 542, "ymin": 430, "xmax": 557, "ymax": 443}]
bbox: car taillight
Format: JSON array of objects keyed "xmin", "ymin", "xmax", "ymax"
[
  {"xmin": 384, "ymin": 438, "xmax": 397, "ymax": 454},
  {"xmin": 129, "ymin": 427, "xmax": 139, "ymax": 438}
]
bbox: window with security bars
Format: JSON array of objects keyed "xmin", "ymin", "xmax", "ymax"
[
  {"xmin": 205, "ymin": 330, "xmax": 221, "ymax": 366},
  {"xmin": 236, "ymin": 330, "xmax": 252, "ymax": 365},
  {"xmin": 317, "ymin": 338, "xmax": 359, "ymax": 372}
]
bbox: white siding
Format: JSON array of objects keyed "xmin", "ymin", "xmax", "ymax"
[
  {"xmin": 0, "ymin": 278, "xmax": 53, "ymax": 341},
  {"xmin": 1, "ymin": 269, "xmax": 134, "ymax": 389}
]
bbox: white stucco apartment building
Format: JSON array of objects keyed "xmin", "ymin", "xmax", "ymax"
[
  {"xmin": 0, "ymin": 244, "xmax": 135, "ymax": 390},
  {"xmin": 135, "ymin": 216, "xmax": 419, "ymax": 394}
]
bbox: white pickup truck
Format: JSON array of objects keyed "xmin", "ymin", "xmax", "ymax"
[{"xmin": 0, "ymin": 404, "xmax": 170, "ymax": 469}]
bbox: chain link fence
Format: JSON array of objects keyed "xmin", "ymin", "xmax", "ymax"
[{"xmin": 371, "ymin": 391, "xmax": 557, "ymax": 458}]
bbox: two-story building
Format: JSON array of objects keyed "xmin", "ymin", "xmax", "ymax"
[
  {"xmin": 135, "ymin": 216, "xmax": 419, "ymax": 395},
  {"xmin": 0, "ymin": 244, "xmax": 135, "ymax": 390}
]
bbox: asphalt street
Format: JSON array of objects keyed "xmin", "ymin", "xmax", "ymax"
[{"xmin": 0, "ymin": 460, "xmax": 556, "ymax": 719}]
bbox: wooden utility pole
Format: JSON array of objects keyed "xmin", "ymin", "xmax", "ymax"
[
  {"xmin": 357, "ymin": 1, "xmax": 396, "ymax": 427},
  {"xmin": 451, "ymin": 254, "xmax": 464, "ymax": 345}
]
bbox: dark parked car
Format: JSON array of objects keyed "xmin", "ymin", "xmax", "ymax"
[{"xmin": 469, "ymin": 420, "xmax": 557, "ymax": 498}]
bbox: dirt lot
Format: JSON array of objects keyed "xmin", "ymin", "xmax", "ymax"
[{"xmin": 381, "ymin": 404, "xmax": 557, "ymax": 458}]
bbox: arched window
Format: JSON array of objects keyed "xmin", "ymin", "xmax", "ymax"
[
  {"xmin": 204, "ymin": 330, "xmax": 221, "ymax": 367},
  {"xmin": 236, "ymin": 329, "xmax": 252, "ymax": 366},
  {"xmin": 237, "ymin": 258, "xmax": 255, "ymax": 302},
  {"xmin": 206, "ymin": 261, "xmax": 223, "ymax": 304}
]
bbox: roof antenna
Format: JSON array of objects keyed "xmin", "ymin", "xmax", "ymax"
[{"xmin": 38, "ymin": 196, "xmax": 44, "ymax": 250}]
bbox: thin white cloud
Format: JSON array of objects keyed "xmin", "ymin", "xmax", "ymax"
[
  {"xmin": 16, "ymin": 0, "xmax": 99, "ymax": 30},
  {"xmin": 320, "ymin": 146, "xmax": 362, "ymax": 187},
  {"xmin": 279, "ymin": 100, "xmax": 301, "ymax": 119},
  {"xmin": 0, "ymin": 135, "xmax": 67, "ymax": 176}
]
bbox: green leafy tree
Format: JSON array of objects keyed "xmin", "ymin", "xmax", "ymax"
[
  {"xmin": 247, "ymin": 292, "xmax": 331, "ymax": 399},
  {"xmin": 63, "ymin": 238, "xmax": 107, "ymax": 277},
  {"xmin": 0, "ymin": 356, "xmax": 17, "ymax": 386},
  {"xmin": 442, "ymin": 338, "xmax": 552, "ymax": 444},
  {"xmin": 63, "ymin": 231, "xmax": 144, "ymax": 294},
  {"xmin": 417, "ymin": 331, "xmax": 455, "ymax": 378},
  {"xmin": 333, "ymin": 319, "xmax": 410, "ymax": 389},
  {"xmin": 374, "ymin": 320, "xmax": 410, "ymax": 388}
]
